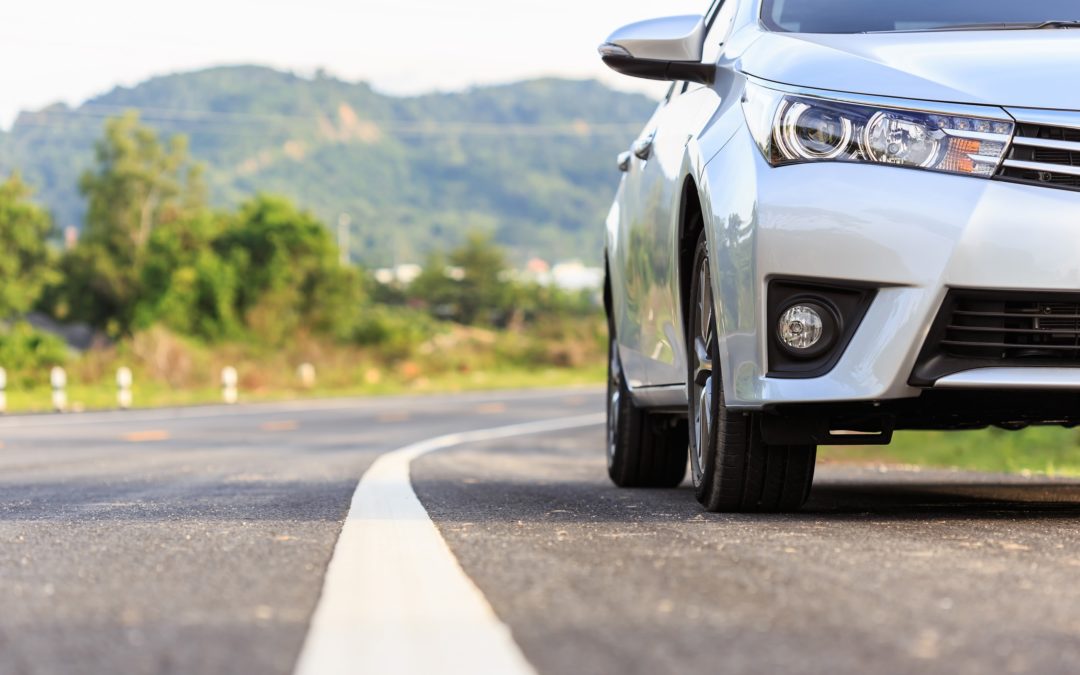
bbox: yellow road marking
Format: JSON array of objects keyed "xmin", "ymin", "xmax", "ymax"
[
  {"xmin": 376, "ymin": 412, "xmax": 410, "ymax": 423},
  {"xmin": 475, "ymin": 403, "xmax": 507, "ymax": 414},
  {"xmin": 123, "ymin": 430, "xmax": 170, "ymax": 443},
  {"xmin": 261, "ymin": 420, "xmax": 299, "ymax": 432}
]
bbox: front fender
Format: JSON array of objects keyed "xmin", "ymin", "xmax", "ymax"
[{"xmin": 699, "ymin": 126, "xmax": 761, "ymax": 408}]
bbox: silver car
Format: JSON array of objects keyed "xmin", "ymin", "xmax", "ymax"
[{"xmin": 600, "ymin": 1, "xmax": 1080, "ymax": 512}]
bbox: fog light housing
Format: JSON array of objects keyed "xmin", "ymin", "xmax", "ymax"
[
  {"xmin": 776, "ymin": 301, "xmax": 838, "ymax": 358},
  {"xmin": 768, "ymin": 281, "xmax": 874, "ymax": 378}
]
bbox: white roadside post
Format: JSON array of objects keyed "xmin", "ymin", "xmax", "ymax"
[
  {"xmin": 298, "ymin": 362, "xmax": 316, "ymax": 389},
  {"xmin": 0, "ymin": 367, "xmax": 7, "ymax": 414},
  {"xmin": 117, "ymin": 367, "xmax": 133, "ymax": 410},
  {"xmin": 221, "ymin": 366, "xmax": 239, "ymax": 405},
  {"xmin": 50, "ymin": 366, "xmax": 67, "ymax": 413}
]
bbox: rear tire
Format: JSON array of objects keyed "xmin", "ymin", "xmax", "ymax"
[
  {"xmin": 686, "ymin": 230, "xmax": 816, "ymax": 512},
  {"xmin": 606, "ymin": 331, "xmax": 688, "ymax": 488}
]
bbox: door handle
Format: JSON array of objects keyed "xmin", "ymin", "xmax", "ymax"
[
  {"xmin": 617, "ymin": 151, "xmax": 631, "ymax": 172},
  {"xmin": 632, "ymin": 133, "xmax": 655, "ymax": 161}
]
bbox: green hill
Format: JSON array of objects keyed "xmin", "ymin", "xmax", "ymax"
[{"xmin": 0, "ymin": 66, "xmax": 656, "ymax": 266}]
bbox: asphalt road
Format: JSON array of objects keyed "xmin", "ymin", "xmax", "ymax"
[{"xmin": 1, "ymin": 388, "xmax": 1079, "ymax": 674}]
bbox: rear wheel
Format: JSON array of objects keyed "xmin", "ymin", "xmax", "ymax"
[
  {"xmin": 606, "ymin": 331, "xmax": 688, "ymax": 488},
  {"xmin": 686, "ymin": 230, "xmax": 816, "ymax": 512}
]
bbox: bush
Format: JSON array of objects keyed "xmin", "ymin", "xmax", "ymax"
[
  {"xmin": 0, "ymin": 323, "xmax": 70, "ymax": 386},
  {"xmin": 352, "ymin": 306, "xmax": 440, "ymax": 360}
]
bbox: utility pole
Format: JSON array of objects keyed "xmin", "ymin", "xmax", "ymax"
[{"xmin": 338, "ymin": 213, "xmax": 352, "ymax": 267}]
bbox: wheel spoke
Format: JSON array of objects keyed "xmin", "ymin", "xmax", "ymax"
[
  {"xmin": 696, "ymin": 380, "xmax": 712, "ymax": 467},
  {"xmin": 693, "ymin": 261, "xmax": 716, "ymax": 388},
  {"xmin": 693, "ymin": 336, "xmax": 712, "ymax": 386},
  {"xmin": 698, "ymin": 265, "xmax": 712, "ymax": 339}
]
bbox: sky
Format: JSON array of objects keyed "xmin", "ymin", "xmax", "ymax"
[{"xmin": 0, "ymin": 0, "xmax": 708, "ymax": 128}]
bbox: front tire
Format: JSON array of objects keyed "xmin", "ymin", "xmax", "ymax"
[
  {"xmin": 686, "ymin": 230, "xmax": 816, "ymax": 513},
  {"xmin": 606, "ymin": 332, "xmax": 688, "ymax": 488}
]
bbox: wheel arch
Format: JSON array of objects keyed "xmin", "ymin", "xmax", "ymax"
[
  {"xmin": 677, "ymin": 176, "xmax": 708, "ymax": 345},
  {"xmin": 603, "ymin": 251, "xmax": 615, "ymax": 337},
  {"xmin": 674, "ymin": 171, "xmax": 739, "ymax": 410}
]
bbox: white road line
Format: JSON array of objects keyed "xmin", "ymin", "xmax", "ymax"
[{"xmin": 293, "ymin": 413, "xmax": 606, "ymax": 675}]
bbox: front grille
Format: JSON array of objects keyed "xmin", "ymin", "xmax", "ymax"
[
  {"xmin": 910, "ymin": 290, "xmax": 1080, "ymax": 385},
  {"xmin": 996, "ymin": 122, "xmax": 1080, "ymax": 191}
]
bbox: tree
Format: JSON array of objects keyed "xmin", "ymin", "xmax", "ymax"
[
  {"xmin": 0, "ymin": 174, "xmax": 57, "ymax": 317},
  {"xmin": 80, "ymin": 111, "xmax": 206, "ymax": 255},
  {"xmin": 135, "ymin": 213, "xmax": 242, "ymax": 340},
  {"xmin": 216, "ymin": 195, "xmax": 364, "ymax": 344},
  {"xmin": 47, "ymin": 113, "xmax": 371, "ymax": 344},
  {"xmin": 62, "ymin": 112, "xmax": 206, "ymax": 333},
  {"xmin": 410, "ymin": 232, "xmax": 511, "ymax": 325}
]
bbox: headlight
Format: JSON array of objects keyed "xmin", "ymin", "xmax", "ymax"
[{"xmin": 742, "ymin": 81, "xmax": 1014, "ymax": 177}]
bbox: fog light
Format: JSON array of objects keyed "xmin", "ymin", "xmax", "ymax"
[
  {"xmin": 777, "ymin": 302, "xmax": 840, "ymax": 358},
  {"xmin": 768, "ymin": 281, "xmax": 871, "ymax": 376}
]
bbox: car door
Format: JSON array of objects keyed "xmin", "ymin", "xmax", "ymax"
[
  {"xmin": 611, "ymin": 83, "xmax": 686, "ymax": 389},
  {"xmin": 617, "ymin": 0, "xmax": 731, "ymax": 388}
]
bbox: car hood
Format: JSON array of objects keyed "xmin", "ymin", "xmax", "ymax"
[{"xmin": 740, "ymin": 30, "xmax": 1080, "ymax": 111}]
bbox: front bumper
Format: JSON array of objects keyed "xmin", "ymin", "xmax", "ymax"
[{"xmin": 702, "ymin": 127, "xmax": 1080, "ymax": 409}]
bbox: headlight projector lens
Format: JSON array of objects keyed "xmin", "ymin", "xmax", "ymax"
[
  {"xmin": 862, "ymin": 111, "xmax": 941, "ymax": 167},
  {"xmin": 777, "ymin": 302, "xmax": 839, "ymax": 357},
  {"xmin": 778, "ymin": 102, "xmax": 853, "ymax": 160}
]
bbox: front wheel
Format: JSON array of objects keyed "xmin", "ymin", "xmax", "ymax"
[{"xmin": 686, "ymin": 230, "xmax": 816, "ymax": 513}]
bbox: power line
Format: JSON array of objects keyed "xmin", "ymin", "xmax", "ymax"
[{"xmin": 8, "ymin": 106, "xmax": 644, "ymax": 138}]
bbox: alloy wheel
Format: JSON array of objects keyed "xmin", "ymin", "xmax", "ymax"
[{"xmin": 690, "ymin": 254, "xmax": 717, "ymax": 485}]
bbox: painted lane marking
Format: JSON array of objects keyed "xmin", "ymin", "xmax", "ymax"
[
  {"xmin": 376, "ymin": 411, "xmax": 410, "ymax": 423},
  {"xmin": 122, "ymin": 430, "xmax": 170, "ymax": 443},
  {"xmin": 474, "ymin": 402, "xmax": 507, "ymax": 414},
  {"xmin": 294, "ymin": 413, "xmax": 605, "ymax": 675}
]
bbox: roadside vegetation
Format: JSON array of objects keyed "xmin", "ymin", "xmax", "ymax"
[
  {"xmin": 0, "ymin": 112, "xmax": 605, "ymax": 413},
  {"xmin": 822, "ymin": 427, "xmax": 1080, "ymax": 477}
]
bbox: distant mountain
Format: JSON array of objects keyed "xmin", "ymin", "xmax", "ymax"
[{"xmin": 0, "ymin": 66, "xmax": 657, "ymax": 265}]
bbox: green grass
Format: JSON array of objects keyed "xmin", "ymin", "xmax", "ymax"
[
  {"xmin": 0, "ymin": 364, "xmax": 607, "ymax": 414},
  {"xmin": 821, "ymin": 426, "xmax": 1080, "ymax": 477}
]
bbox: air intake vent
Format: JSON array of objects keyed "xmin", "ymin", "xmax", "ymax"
[
  {"xmin": 997, "ymin": 123, "xmax": 1080, "ymax": 191},
  {"xmin": 911, "ymin": 290, "xmax": 1080, "ymax": 385}
]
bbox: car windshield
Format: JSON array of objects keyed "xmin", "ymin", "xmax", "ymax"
[{"xmin": 762, "ymin": 0, "xmax": 1080, "ymax": 34}]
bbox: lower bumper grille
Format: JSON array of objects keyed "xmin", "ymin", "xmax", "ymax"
[{"xmin": 911, "ymin": 290, "xmax": 1080, "ymax": 385}]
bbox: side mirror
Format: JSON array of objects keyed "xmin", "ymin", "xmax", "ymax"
[{"xmin": 599, "ymin": 15, "xmax": 715, "ymax": 85}]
